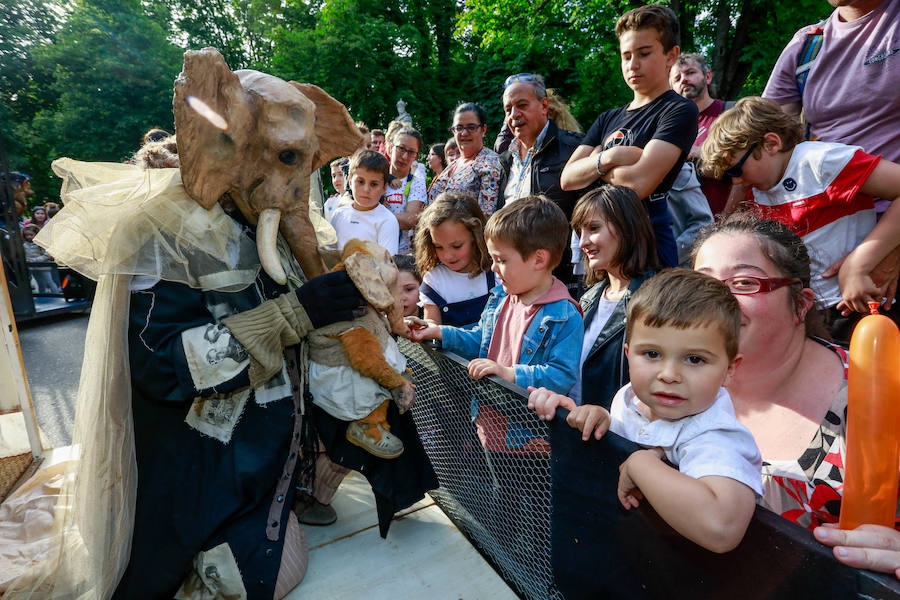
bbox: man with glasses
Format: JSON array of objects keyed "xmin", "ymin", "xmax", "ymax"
[
  {"xmin": 498, "ymin": 72, "xmax": 587, "ymax": 284},
  {"xmin": 561, "ymin": 5, "xmax": 698, "ymax": 268}
]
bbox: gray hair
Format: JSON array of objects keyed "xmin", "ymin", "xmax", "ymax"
[
  {"xmin": 675, "ymin": 53, "xmax": 711, "ymax": 74},
  {"xmin": 528, "ymin": 74, "xmax": 547, "ymax": 100},
  {"xmin": 505, "ymin": 74, "xmax": 547, "ymax": 100}
]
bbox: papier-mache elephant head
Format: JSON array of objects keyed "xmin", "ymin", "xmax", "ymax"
[{"xmin": 173, "ymin": 47, "xmax": 363, "ymax": 281}]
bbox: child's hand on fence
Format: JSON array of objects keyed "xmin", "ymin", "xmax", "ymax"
[
  {"xmin": 527, "ymin": 387, "xmax": 576, "ymax": 421},
  {"xmin": 467, "ymin": 358, "xmax": 514, "ymax": 383},
  {"xmin": 565, "ymin": 405, "xmax": 610, "ymax": 441},
  {"xmin": 617, "ymin": 457, "xmax": 644, "ymax": 510}
]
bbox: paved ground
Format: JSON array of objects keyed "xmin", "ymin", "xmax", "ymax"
[{"xmin": 17, "ymin": 311, "xmax": 90, "ymax": 447}]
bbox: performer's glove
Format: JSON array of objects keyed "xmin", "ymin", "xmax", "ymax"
[
  {"xmin": 222, "ymin": 271, "xmax": 364, "ymax": 387},
  {"xmin": 295, "ymin": 271, "xmax": 366, "ymax": 329}
]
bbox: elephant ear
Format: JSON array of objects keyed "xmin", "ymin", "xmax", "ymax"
[
  {"xmin": 174, "ymin": 48, "xmax": 251, "ymax": 210},
  {"xmin": 289, "ymin": 82, "xmax": 364, "ymax": 170}
]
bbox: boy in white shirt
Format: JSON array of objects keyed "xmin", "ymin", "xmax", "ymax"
[
  {"xmin": 323, "ymin": 157, "xmax": 349, "ymax": 223},
  {"xmin": 331, "ymin": 150, "xmax": 400, "ymax": 255},
  {"xmin": 529, "ymin": 268, "xmax": 762, "ymax": 553}
]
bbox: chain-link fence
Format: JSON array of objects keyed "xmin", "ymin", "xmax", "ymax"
[
  {"xmin": 399, "ymin": 339, "xmax": 900, "ymax": 600},
  {"xmin": 401, "ymin": 338, "xmax": 562, "ymax": 600}
]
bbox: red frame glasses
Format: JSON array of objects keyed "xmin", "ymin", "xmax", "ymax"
[{"xmin": 721, "ymin": 275, "xmax": 802, "ymax": 295}]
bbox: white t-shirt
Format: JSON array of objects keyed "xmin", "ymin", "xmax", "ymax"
[
  {"xmin": 383, "ymin": 166, "xmax": 427, "ymax": 254},
  {"xmin": 609, "ymin": 383, "xmax": 764, "ymax": 496},
  {"xmin": 570, "ymin": 295, "xmax": 619, "ymax": 404},
  {"xmin": 419, "ymin": 264, "xmax": 492, "ymax": 307},
  {"xmin": 331, "ymin": 203, "xmax": 400, "ymax": 255}
]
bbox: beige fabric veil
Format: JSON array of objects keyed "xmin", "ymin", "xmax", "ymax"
[{"xmin": 1, "ymin": 159, "xmax": 262, "ymax": 599}]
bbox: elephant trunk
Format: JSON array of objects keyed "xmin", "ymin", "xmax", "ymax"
[
  {"xmin": 257, "ymin": 208, "xmax": 287, "ymax": 285},
  {"xmin": 281, "ymin": 210, "xmax": 327, "ymax": 279}
]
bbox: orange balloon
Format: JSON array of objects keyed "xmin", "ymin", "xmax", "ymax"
[{"xmin": 840, "ymin": 303, "xmax": 900, "ymax": 530}]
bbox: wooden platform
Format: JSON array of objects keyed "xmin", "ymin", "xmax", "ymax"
[{"xmin": 288, "ymin": 472, "xmax": 517, "ymax": 600}]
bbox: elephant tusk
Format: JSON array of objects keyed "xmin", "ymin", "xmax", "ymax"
[{"xmin": 257, "ymin": 208, "xmax": 287, "ymax": 285}]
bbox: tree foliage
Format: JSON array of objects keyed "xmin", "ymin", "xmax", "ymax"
[{"xmin": 0, "ymin": 0, "xmax": 835, "ymax": 206}]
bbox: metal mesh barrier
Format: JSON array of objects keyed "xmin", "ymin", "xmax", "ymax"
[{"xmin": 400, "ymin": 338, "xmax": 562, "ymax": 600}]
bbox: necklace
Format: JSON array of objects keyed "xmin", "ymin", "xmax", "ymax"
[{"xmin": 603, "ymin": 285, "xmax": 627, "ymax": 301}]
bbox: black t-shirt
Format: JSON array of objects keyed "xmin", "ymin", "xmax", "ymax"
[{"xmin": 583, "ymin": 90, "xmax": 698, "ymax": 198}]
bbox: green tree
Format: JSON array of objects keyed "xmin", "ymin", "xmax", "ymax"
[
  {"xmin": 24, "ymin": 0, "xmax": 183, "ymax": 198},
  {"xmin": 457, "ymin": 0, "xmax": 833, "ymax": 125},
  {"xmin": 271, "ymin": 0, "xmax": 470, "ymax": 147},
  {"xmin": 153, "ymin": 0, "xmax": 288, "ymax": 71},
  {"xmin": 0, "ymin": 0, "xmax": 61, "ymax": 193}
]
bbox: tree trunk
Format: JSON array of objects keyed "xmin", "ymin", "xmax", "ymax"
[
  {"xmin": 709, "ymin": 0, "xmax": 732, "ymax": 98},
  {"xmin": 719, "ymin": 0, "xmax": 767, "ymax": 98}
]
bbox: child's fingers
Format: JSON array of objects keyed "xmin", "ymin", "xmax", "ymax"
[
  {"xmin": 583, "ymin": 410, "xmax": 603, "ymax": 440},
  {"xmin": 566, "ymin": 409, "xmax": 586, "ymax": 434},
  {"xmin": 886, "ymin": 280, "xmax": 898, "ymax": 310},
  {"xmin": 467, "ymin": 361, "xmax": 481, "ymax": 379}
]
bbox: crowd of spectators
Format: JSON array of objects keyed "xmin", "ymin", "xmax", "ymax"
[
  {"xmin": 8, "ymin": 0, "xmax": 898, "ymax": 587},
  {"xmin": 314, "ymin": 0, "xmax": 900, "ymax": 576}
]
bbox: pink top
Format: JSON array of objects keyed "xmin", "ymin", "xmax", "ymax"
[
  {"xmin": 763, "ymin": 0, "xmax": 900, "ymax": 162},
  {"xmin": 696, "ymin": 99, "xmax": 731, "ymax": 215},
  {"xmin": 487, "ymin": 278, "xmax": 575, "ymax": 365}
]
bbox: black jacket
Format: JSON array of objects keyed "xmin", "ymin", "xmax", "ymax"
[
  {"xmin": 579, "ymin": 271, "xmax": 656, "ymax": 409},
  {"xmin": 498, "ymin": 119, "xmax": 586, "ymax": 220},
  {"xmin": 499, "ymin": 119, "xmax": 588, "ymax": 283}
]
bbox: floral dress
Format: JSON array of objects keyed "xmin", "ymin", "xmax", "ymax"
[
  {"xmin": 759, "ymin": 339, "xmax": 900, "ymax": 530},
  {"xmin": 427, "ymin": 146, "xmax": 502, "ymax": 215}
]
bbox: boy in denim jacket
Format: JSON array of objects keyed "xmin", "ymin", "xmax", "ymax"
[
  {"xmin": 411, "ymin": 195, "xmax": 584, "ymax": 396},
  {"xmin": 412, "ymin": 195, "xmax": 583, "ymax": 555}
]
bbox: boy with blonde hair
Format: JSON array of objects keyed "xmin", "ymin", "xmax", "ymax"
[
  {"xmin": 700, "ymin": 96, "xmax": 900, "ymax": 338},
  {"xmin": 531, "ymin": 269, "xmax": 762, "ymax": 552}
]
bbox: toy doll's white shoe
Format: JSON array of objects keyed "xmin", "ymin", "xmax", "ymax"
[{"xmin": 346, "ymin": 421, "xmax": 404, "ymax": 459}]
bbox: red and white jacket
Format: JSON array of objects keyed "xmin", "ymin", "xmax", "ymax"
[{"xmin": 751, "ymin": 141, "xmax": 881, "ymax": 308}]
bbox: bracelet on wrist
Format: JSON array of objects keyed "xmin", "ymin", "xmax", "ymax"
[{"xmin": 596, "ymin": 153, "xmax": 607, "ymax": 177}]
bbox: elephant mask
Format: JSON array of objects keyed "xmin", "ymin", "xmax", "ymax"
[{"xmin": 173, "ymin": 47, "xmax": 363, "ymax": 281}]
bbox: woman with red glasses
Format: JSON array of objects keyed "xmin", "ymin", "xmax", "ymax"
[
  {"xmin": 427, "ymin": 102, "xmax": 502, "ymax": 216},
  {"xmin": 692, "ymin": 214, "xmax": 900, "ymax": 579}
]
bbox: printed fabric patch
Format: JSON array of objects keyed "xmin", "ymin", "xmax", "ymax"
[
  {"xmin": 182, "ymin": 322, "xmax": 250, "ymax": 390},
  {"xmin": 185, "ymin": 390, "xmax": 250, "ymax": 444},
  {"xmin": 175, "ymin": 542, "xmax": 247, "ymax": 600}
]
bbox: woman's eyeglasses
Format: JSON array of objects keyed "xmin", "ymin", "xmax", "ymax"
[
  {"xmin": 450, "ymin": 124, "xmax": 483, "ymax": 134},
  {"xmin": 393, "ymin": 145, "xmax": 418, "ymax": 158},
  {"xmin": 504, "ymin": 73, "xmax": 537, "ymax": 88},
  {"xmin": 724, "ymin": 143, "xmax": 758, "ymax": 178},
  {"xmin": 721, "ymin": 275, "xmax": 802, "ymax": 295}
]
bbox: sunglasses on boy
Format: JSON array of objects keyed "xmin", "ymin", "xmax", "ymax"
[
  {"xmin": 504, "ymin": 73, "xmax": 537, "ymax": 89},
  {"xmin": 449, "ymin": 123, "xmax": 484, "ymax": 134},
  {"xmin": 724, "ymin": 143, "xmax": 758, "ymax": 178},
  {"xmin": 721, "ymin": 275, "xmax": 802, "ymax": 295}
]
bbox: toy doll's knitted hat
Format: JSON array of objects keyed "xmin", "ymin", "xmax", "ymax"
[{"xmin": 339, "ymin": 239, "xmax": 399, "ymax": 311}]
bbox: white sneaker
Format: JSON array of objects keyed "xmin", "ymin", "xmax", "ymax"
[{"xmin": 346, "ymin": 421, "xmax": 404, "ymax": 459}]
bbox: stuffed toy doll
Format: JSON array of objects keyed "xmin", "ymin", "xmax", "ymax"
[{"xmin": 308, "ymin": 239, "xmax": 415, "ymax": 458}]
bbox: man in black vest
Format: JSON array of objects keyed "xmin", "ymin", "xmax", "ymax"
[{"xmin": 498, "ymin": 73, "xmax": 586, "ymax": 284}]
